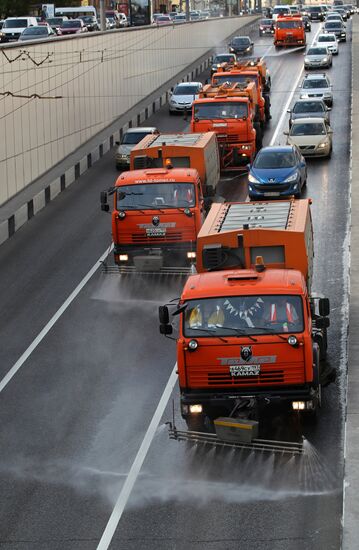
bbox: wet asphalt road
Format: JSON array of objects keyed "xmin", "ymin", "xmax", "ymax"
[{"xmin": 0, "ymin": 20, "xmax": 352, "ymax": 550}]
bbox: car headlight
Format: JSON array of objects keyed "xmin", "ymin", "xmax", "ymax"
[
  {"xmin": 248, "ymin": 173, "xmax": 260, "ymax": 183},
  {"xmin": 304, "ymin": 58, "xmax": 310, "ymax": 63},
  {"xmin": 322, "ymin": 57, "xmax": 328, "ymax": 63},
  {"xmin": 301, "ymin": 94, "xmax": 309, "ymax": 99},
  {"xmin": 284, "ymin": 172, "xmax": 299, "ymax": 183},
  {"xmin": 170, "ymin": 98, "xmax": 177, "ymax": 104},
  {"xmin": 246, "ymin": 46, "xmax": 251, "ymax": 51},
  {"xmin": 318, "ymin": 141, "xmax": 329, "ymax": 148},
  {"xmin": 324, "ymin": 92, "xmax": 331, "ymax": 97},
  {"xmin": 120, "ymin": 154, "xmax": 129, "ymax": 159},
  {"xmin": 229, "ymin": 47, "xmax": 234, "ymax": 52}
]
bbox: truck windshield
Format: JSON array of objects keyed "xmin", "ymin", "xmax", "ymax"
[
  {"xmin": 184, "ymin": 295, "xmax": 304, "ymax": 337},
  {"xmin": 116, "ymin": 182, "xmax": 196, "ymax": 209},
  {"xmin": 194, "ymin": 102, "xmax": 248, "ymax": 120},
  {"xmin": 277, "ymin": 21, "xmax": 302, "ymax": 28}
]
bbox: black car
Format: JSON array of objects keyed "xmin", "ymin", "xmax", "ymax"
[
  {"xmin": 307, "ymin": 6, "xmax": 325, "ymax": 20},
  {"xmin": 332, "ymin": 7, "xmax": 348, "ymax": 20},
  {"xmin": 287, "ymin": 98, "xmax": 331, "ymax": 128},
  {"xmin": 229, "ymin": 36, "xmax": 254, "ymax": 55},
  {"xmin": 211, "ymin": 53, "xmax": 237, "ymax": 75},
  {"xmin": 79, "ymin": 16, "xmax": 100, "ymax": 31},
  {"xmin": 302, "ymin": 15, "xmax": 311, "ymax": 32},
  {"xmin": 323, "ymin": 21, "xmax": 347, "ymax": 41},
  {"xmin": 259, "ymin": 18, "xmax": 274, "ymax": 36}
]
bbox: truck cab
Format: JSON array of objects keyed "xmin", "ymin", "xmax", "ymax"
[
  {"xmin": 101, "ymin": 167, "xmax": 205, "ymax": 271},
  {"xmin": 191, "ymin": 83, "xmax": 258, "ymax": 168},
  {"xmin": 274, "ymin": 15, "xmax": 306, "ymax": 47}
]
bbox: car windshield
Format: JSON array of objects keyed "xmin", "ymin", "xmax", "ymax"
[
  {"xmin": 308, "ymin": 6, "xmax": 322, "ymax": 12},
  {"xmin": 62, "ymin": 20, "xmax": 81, "ymax": 27},
  {"xmin": 293, "ymin": 101, "xmax": 325, "ymax": 113},
  {"xmin": 183, "ymin": 295, "xmax": 304, "ymax": 337},
  {"xmin": 122, "ymin": 132, "xmax": 151, "ymax": 145},
  {"xmin": 318, "ymin": 35, "xmax": 335, "ymax": 42},
  {"xmin": 158, "ymin": 16, "xmax": 171, "ymax": 21},
  {"xmin": 213, "ymin": 55, "xmax": 235, "ymax": 64},
  {"xmin": 4, "ymin": 19, "xmax": 28, "ymax": 28},
  {"xmin": 253, "ymin": 150, "xmax": 296, "ymax": 169},
  {"xmin": 80, "ymin": 16, "xmax": 95, "ymax": 22},
  {"xmin": 290, "ymin": 122, "xmax": 326, "ymax": 136},
  {"xmin": 194, "ymin": 102, "xmax": 248, "ymax": 120},
  {"xmin": 277, "ymin": 21, "xmax": 302, "ymax": 28},
  {"xmin": 173, "ymin": 85, "xmax": 199, "ymax": 95},
  {"xmin": 273, "ymin": 7, "xmax": 290, "ymax": 14},
  {"xmin": 325, "ymin": 22, "xmax": 341, "ymax": 28},
  {"xmin": 232, "ymin": 37, "xmax": 250, "ymax": 45},
  {"xmin": 116, "ymin": 183, "xmax": 196, "ymax": 209},
  {"xmin": 23, "ymin": 27, "xmax": 47, "ymax": 35},
  {"xmin": 307, "ymin": 47, "xmax": 328, "ymax": 55},
  {"xmin": 302, "ymin": 79, "xmax": 328, "ymax": 89},
  {"xmin": 261, "ymin": 19, "xmax": 272, "ymax": 24},
  {"xmin": 175, "ymin": 15, "xmax": 186, "ymax": 19},
  {"xmin": 47, "ymin": 18, "xmax": 63, "ymax": 25},
  {"xmin": 212, "ymin": 74, "xmax": 259, "ymax": 87}
]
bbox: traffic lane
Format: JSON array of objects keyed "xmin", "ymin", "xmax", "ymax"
[
  {"xmin": 0, "ymin": 271, "xmax": 185, "ymax": 549},
  {"xmin": 0, "ymin": 152, "xmax": 118, "ymax": 379},
  {"xmin": 105, "ymin": 29, "xmax": 350, "ymax": 550}
]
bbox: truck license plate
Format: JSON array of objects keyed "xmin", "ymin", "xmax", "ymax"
[
  {"xmin": 229, "ymin": 365, "xmax": 261, "ymax": 377},
  {"xmin": 146, "ymin": 228, "xmax": 166, "ymax": 237}
]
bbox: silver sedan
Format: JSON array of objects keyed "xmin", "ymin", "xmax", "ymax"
[{"xmin": 304, "ymin": 46, "xmax": 332, "ymax": 69}]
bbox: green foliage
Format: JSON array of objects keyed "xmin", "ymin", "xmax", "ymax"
[{"xmin": 0, "ymin": 0, "xmax": 31, "ymax": 17}]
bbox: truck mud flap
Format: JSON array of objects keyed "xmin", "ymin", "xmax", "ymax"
[{"xmin": 167, "ymin": 423, "xmax": 304, "ymax": 455}]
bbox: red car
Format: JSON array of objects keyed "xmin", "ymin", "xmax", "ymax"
[{"xmin": 58, "ymin": 19, "xmax": 88, "ymax": 35}]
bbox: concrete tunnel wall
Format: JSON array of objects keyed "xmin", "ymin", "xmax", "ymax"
[{"xmin": 0, "ymin": 16, "xmax": 258, "ymax": 206}]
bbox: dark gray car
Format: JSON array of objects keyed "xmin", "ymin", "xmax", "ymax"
[{"xmin": 288, "ymin": 98, "xmax": 331, "ymax": 128}]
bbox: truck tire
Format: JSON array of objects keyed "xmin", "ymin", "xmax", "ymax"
[{"xmin": 254, "ymin": 122, "xmax": 263, "ymax": 151}]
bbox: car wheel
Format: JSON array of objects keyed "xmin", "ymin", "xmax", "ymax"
[
  {"xmin": 328, "ymin": 146, "xmax": 332, "ymax": 159},
  {"xmin": 302, "ymin": 178, "xmax": 307, "ymax": 188},
  {"xmin": 169, "ymin": 109, "xmax": 174, "ymax": 116},
  {"xmin": 294, "ymin": 191, "xmax": 301, "ymax": 199}
]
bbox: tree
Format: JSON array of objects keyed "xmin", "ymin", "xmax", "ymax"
[{"xmin": 0, "ymin": 0, "xmax": 31, "ymax": 17}]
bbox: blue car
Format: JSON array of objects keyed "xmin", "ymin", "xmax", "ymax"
[{"xmin": 248, "ymin": 145, "xmax": 307, "ymax": 200}]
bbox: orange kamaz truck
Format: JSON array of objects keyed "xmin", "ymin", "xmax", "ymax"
[
  {"xmin": 130, "ymin": 132, "xmax": 220, "ymax": 198},
  {"xmin": 100, "ymin": 133, "xmax": 220, "ymax": 271},
  {"xmin": 274, "ymin": 15, "xmax": 306, "ymax": 47},
  {"xmin": 212, "ymin": 61, "xmax": 271, "ymax": 126},
  {"xmin": 191, "ymin": 82, "xmax": 261, "ymax": 169},
  {"xmin": 159, "ymin": 200, "xmax": 334, "ymax": 437}
]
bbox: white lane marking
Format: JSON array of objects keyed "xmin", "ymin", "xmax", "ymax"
[
  {"xmin": 269, "ymin": 24, "xmax": 322, "ymax": 146},
  {"xmin": 0, "ymin": 245, "xmax": 113, "ymax": 394},
  {"xmin": 96, "ymin": 363, "xmax": 178, "ymax": 550}
]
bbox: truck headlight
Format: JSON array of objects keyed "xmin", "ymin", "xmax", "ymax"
[
  {"xmin": 119, "ymin": 254, "xmax": 128, "ymax": 261},
  {"xmin": 284, "ymin": 172, "xmax": 298, "ymax": 183},
  {"xmin": 187, "ymin": 251, "xmax": 196, "ymax": 259},
  {"xmin": 188, "ymin": 339, "xmax": 198, "ymax": 351},
  {"xmin": 189, "ymin": 403, "xmax": 202, "ymax": 413},
  {"xmin": 241, "ymin": 145, "xmax": 251, "ymax": 150}
]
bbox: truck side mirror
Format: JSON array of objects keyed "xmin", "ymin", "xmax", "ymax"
[
  {"xmin": 160, "ymin": 324, "xmax": 173, "ymax": 335},
  {"xmin": 159, "ymin": 305, "xmax": 170, "ymax": 324},
  {"xmin": 315, "ymin": 316, "xmax": 330, "ymax": 329},
  {"xmin": 100, "ymin": 191, "xmax": 109, "ymax": 212},
  {"xmin": 319, "ymin": 297, "xmax": 330, "ymax": 317}
]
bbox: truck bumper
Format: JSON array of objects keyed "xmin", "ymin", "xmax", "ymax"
[
  {"xmin": 180, "ymin": 385, "xmax": 316, "ymax": 416},
  {"xmin": 219, "ymin": 142, "xmax": 255, "ymax": 169},
  {"xmin": 114, "ymin": 241, "xmax": 196, "ymax": 270}
]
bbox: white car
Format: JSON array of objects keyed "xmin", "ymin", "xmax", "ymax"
[
  {"xmin": 169, "ymin": 82, "xmax": 203, "ymax": 114},
  {"xmin": 1, "ymin": 16, "xmax": 38, "ymax": 41},
  {"xmin": 284, "ymin": 117, "xmax": 333, "ymax": 158},
  {"xmin": 315, "ymin": 33, "xmax": 339, "ymax": 54}
]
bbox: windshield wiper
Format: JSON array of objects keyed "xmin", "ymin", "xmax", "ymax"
[
  {"xmin": 189, "ymin": 327, "xmax": 228, "ymax": 343},
  {"xmin": 217, "ymin": 326, "xmax": 257, "ymax": 342},
  {"xmin": 251, "ymin": 326, "xmax": 288, "ymax": 341}
]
